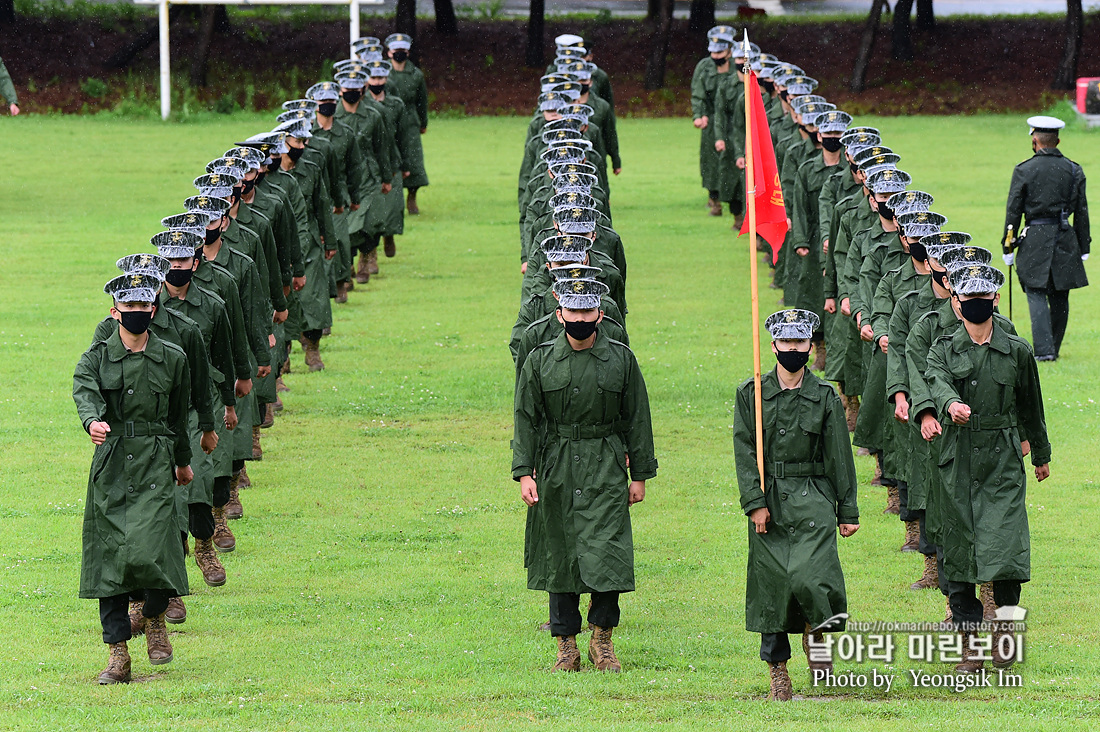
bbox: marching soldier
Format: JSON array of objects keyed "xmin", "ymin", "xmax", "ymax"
[
  {"xmin": 0, "ymin": 54, "xmax": 18, "ymax": 115},
  {"xmin": 734, "ymin": 309, "xmax": 859, "ymax": 701},
  {"xmin": 363, "ymin": 60, "xmax": 412, "ymax": 262},
  {"xmin": 924, "ymin": 263, "xmax": 1050, "ymax": 673},
  {"xmin": 74, "ymin": 274, "xmax": 194, "ymax": 684},
  {"xmin": 385, "ymin": 33, "xmax": 430, "ymax": 215},
  {"xmin": 1003, "ymin": 115, "xmax": 1090, "ymax": 362},
  {"xmin": 691, "ymin": 26, "xmax": 735, "ymax": 216},
  {"xmin": 513, "ymin": 279, "xmax": 657, "ymax": 672}
]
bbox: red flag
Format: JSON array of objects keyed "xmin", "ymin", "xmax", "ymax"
[{"xmin": 738, "ymin": 71, "xmax": 788, "ymax": 264}]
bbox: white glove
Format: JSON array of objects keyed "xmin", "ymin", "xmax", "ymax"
[
  {"xmin": 1083, "ymin": 253, "xmax": 1090, "ymax": 262},
  {"xmin": 1002, "ymin": 252, "xmax": 1015, "ymax": 266}
]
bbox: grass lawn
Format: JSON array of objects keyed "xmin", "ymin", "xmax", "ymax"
[{"xmin": 0, "ymin": 112, "xmax": 1097, "ymax": 730}]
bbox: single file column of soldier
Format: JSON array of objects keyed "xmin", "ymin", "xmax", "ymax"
[
  {"xmin": 694, "ymin": 30, "xmax": 1062, "ymax": 696},
  {"xmin": 512, "ymin": 32, "xmax": 658, "ymax": 674},
  {"xmin": 73, "ymin": 34, "xmax": 427, "ymax": 682}
]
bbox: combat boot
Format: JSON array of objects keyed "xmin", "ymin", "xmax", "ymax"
[
  {"xmin": 355, "ymin": 253, "xmax": 370, "ymax": 284},
  {"xmin": 98, "ymin": 642, "xmax": 132, "ymax": 684},
  {"xmin": 552, "ymin": 635, "xmax": 581, "ymax": 672},
  {"xmin": 955, "ymin": 632, "xmax": 983, "ymax": 674},
  {"xmin": 980, "ymin": 583, "xmax": 997, "ymax": 621},
  {"xmin": 407, "ymin": 188, "xmax": 420, "ymax": 215},
  {"xmin": 883, "ymin": 484, "xmax": 899, "ymax": 513},
  {"xmin": 802, "ymin": 623, "xmax": 832, "ymax": 673},
  {"xmin": 941, "ymin": 598, "xmax": 953, "ymax": 629},
  {"xmin": 992, "ymin": 620, "xmax": 1017, "ymax": 669},
  {"xmin": 910, "ymin": 554, "xmax": 939, "ymax": 590},
  {"xmin": 335, "ymin": 281, "xmax": 349, "ymax": 304},
  {"xmin": 707, "ymin": 196, "xmax": 722, "ymax": 216},
  {"xmin": 251, "ymin": 425, "xmax": 263, "ymax": 460},
  {"xmin": 260, "ymin": 402, "xmax": 274, "ymax": 429},
  {"xmin": 383, "ymin": 235, "xmax": 396, "ymax": 258},
  {"xmin": 165, "ymin": 596, "xmax": 187, "ymax": 625},
  {"xmin": 302, "ymin": 336, "xmax": 324, "ymax": 372},
  {"xmin": 225, "ymin": 472, "xmax": 243, "ymax": 520},
  {"xmin": 812, "ymin": 341, "xmax": 826, "ymax": 372},
  {"xmin": 588, "ymin": 625, "xmax": 621, "ymax": 672},
  {"xmin": 276, "ymin": 376, "xmax": 289, "ymax": 393},
  {"xmin": 237, "ymin": 465, "xmax": 251, "ymax": 489},
  {"xmin": 145, "ymin": 613, "xmax": 173, "ymax": 665},
  {"xmin": 128, "ymin": 601, "xmax": 145, "ymax": 636},
  {"xmin": 871, "ymin": 459, "xmax": 885, "ymax": 487},
  {"xmin": 212, "ymin": 505, "xmax": 236, "ymax": 553},
  {"xmin": 901, "ymin": 520, "xmax": 920, "ymax": 552},
  {"xmin": 766, "ymin": 661, "xmax": 793, "ymax": 701},
  {"xmin": 194, "ymin": 537, "xmax": 227, "ymax": 586},
  {"xmin": 367, "ymin": 249, "xmax": 380, "ymax": 274},
  {"xmin": 845, "ymin": 395, "xmax": 860, "ymax": 433}
]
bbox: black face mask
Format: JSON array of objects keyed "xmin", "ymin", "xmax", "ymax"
[
  {"xmin": 562, "ymin": 317, "xmax": 598, "ymax": 340},
  {"xmin": 930, "ymin": 266, "xmax": 949, "ymax": 290},
  {"xmin": 821, "ymin": 136, "xmax": 843, "ymax": 153},
  {"xmin": 287, "ymin": 146, "xmax": 305, "ymax": 162},
  {"xmin": 712, "ymin": 56, "xmax": 729, "ymax": 67},
  {"xmin": 205, "ymin": 226, "xmax": 222, "ymax": 246},
  {"xmin": 119, "ymin": 309, "xmax": 154, "ymax": 336},
  {"xmin": 231, "ymin": 186, "xmax": 242, "ymax": 204},
  {"xmin": 761, "ymin": 80, "xmax": 775, "ymax": 94},
  {"xmin": 242, "ymin": 177, "xmax": 256, "ymax": 196},
  {"xmin": 342, "ymin": 89, "xmax": 362, "ymax": 105},
  {"xmin": 318, "ymin": 102, "xmax": 337, "ymax": 117},
  {"xmin": 849, "ymin": 161, "xmax": 859, "ymax": 175},
  {"xmin": 775, "ymin": 348, "xmax": 810, "ymax": 373},
  {"xmin": 579, "ymin": 82, "xmax": 591, "ymax": 93},
  {"xmin": 254, "ymin": 170, "xmax": 266, "ymax": 186},
  {"xmin": 779, "ymin": 90, "xmax": 789, "ymax": 101},
  {"xmin": 392, "ymin": 50, "xmax": 409, "ymax": 63},
  {"xmin": 268, "ymin": 156, "xmax": 282, "ymax": 170},
  {"xmin": 908, "ymin": 240, "xmax": 928, "ymax": 262},
  {"xmin": 876, "ymin": 199, "xmax": 894, "ymax": 221},
  {"xmin": 165, "ymin": 268, "xmax": 193, "ymax": 287},
  {"xmin": 958, "ymin": 297, "xmax": 995, "ymax": 324},
  {"xmin": 798, "ymin": 124, "xmax": 810, "ymax": 136},
  {"xmin": 368, "ymin": 83, "xmax": 386, "ymax": 96}
]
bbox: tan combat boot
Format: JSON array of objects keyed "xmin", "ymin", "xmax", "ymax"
[
  {"xmin": 98, "ymin": 642, "xmax": 132, "ymax": 684},
  {"xmin": 383, "ymin": 235, "xmax": 396, "ymax": 258},
  {"xmin": 883, "ymin": 484, "xmax": 899, "ymax": 513},
  {"xmin": 900, "ymin": 520, "xmax": 920, "ymax": 552},
  {"xmin": 274, "ymin": 395, "xmax": 284, "ymax": 413},
  {"xmin": 355, "ymin": 252, "xmax": 370, "ymax": 283},
  {"xmin": 225, "ymin": 472, "xmax": 243, "ymax": 520},
  {"xmin": 194, "ymin": 537, "xmax": 227, "ymax": 586},
  {"xmin": 259, "ymin": 402, "xmax": 274, "ymax": 429},
  {"xmin": 802, "ymin": 623, "xmax": 832, "ymax": 674},
  {"xmin": 251, "ymin": 425, "xmax": 263, "ymax": 460},
  {"xmin": 812, "ymin": 341, "xmax": 826, "ymax": 372},
  {"xmin": 367, "ymin": 248, "xmax": 380, "ymax": 274},
  {"xmin": 941, "ymin": 598, "xmax": 953, "ymax": 629},
  {"xmin": 707, "ymin": 196, "xmax": 722, "ymax": 216},
  {"xmin": 845, "ymin": 395, "xmax": 860, "ymax": 433},
  {"xmin": 766, "ymin": 661, "xmax": 793, "ymax": 701},
  {"xmin": 588, "ymin": 625, "xmax": 622, "ymax": 672},
  {"xmin": 237, "ymin": 466, "xmax": 251, "ymax": 489},
  {"xmin": 128, "ymin": 601, "xmax": 145, "ymax": 636},
  {"xmin": 276, "ymin": 376, "xmax": 289, "ymax": 393},
  {"xmin": 145, "ymin": 613, "xmax": 174, "ymax": 666},
  {"xmin": 212, "ymin": 505, "xmax": 236, "ymax": 553},
  {"xmin": 302, "ymin": 336, "xmax": 324, "ymax": 372},
  {"xmin": 980, "ymin": 583, "xmax": 997, "ymax": 621},
  {"xmin": 552, "ymin": 635, "xmax": 581, "ymax": 672},
  {"xmin": 406, "ymin": 188, "xmax": 419, "ymax": 215},
  {"xmin": 910, "ymin": 554, "xmax": 939, "ymax": 590},
  {"xmin": 165, "ymin": 596, "xmax": 187, "ymax": 625},
  {"xmin": 335, "ymin": 280, "xmax": 349, "ymax": 304},
  {"xmin": 992, "ymin": 620, "xmax": 1017, "ymax": 669},
  {"xmin": 955, "ymin": 632, "xmax": 983, "ymax": 674},
  {"xmin": 871, "ymin": 459, "xmax": 885, "ymax": 487}
]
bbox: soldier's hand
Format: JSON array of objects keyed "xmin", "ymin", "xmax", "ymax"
[
  {"xmin": 1035, "ymin": 464, "xmax": 1050, "ymax": 482},
  {"xmin": 628, "ymin": 480, "xmax": 645, "ymax": 506},
  {"xmin": 894, "ymin": 394, "xmax": 909, "ymax": 423},
  {"xmin": 235, "ymin": 378, "xmax": 253, "ymax": 398},
  {"xmin": 9, "ymin": 104, "xmax": 18, "ymax": 116},
  {"xmin": 268, "ymin": 334, "xmax": 276, "ymax": 348},
  {"xmin": 796, "ymin": 246, "xmax": 809, "ymax": 257},
  {"xmin": 420, "ymin": 127, "xmax": 427, "ymax": 134},
  {"xmin": 822, "ymin": 238, "xmax": 830, "ymax": 254},
  {"xmin": 520, "ymin": 476, "xmax": 539, "ymax": 506},
  {"xmin": 283, "ymin": 285, "xmax": 291, "ymax": 297},
  {"xmin": 693, "ymin": 116, "xmax": 708, "ymax": 129},
  {"xmin": 878, "ymin": 335, "xmax": 889, "ymax": 354},
  {"xmin": 920, "ymin": 413, "xmax": 942, "ymax": 441},
  {"xmin": 1021, "ymin": 439, "xmax": 1031, "ymax": 457},
  {"xmin": 257, "ymin": 366, "xmax": 272, "ymax": 378},
  {"xmin": 200, "ymin": 430, "xmax": 218, "ymax": 454},
  {"xmin": 403, "ymin": 171, "xmax": 411, "ymax": 178},
  {"xmin": 715, "ymin": 140, "xmax": 726, "ymax": 153},
  {"xmin": 324, "ymin": 249, "xmax": 336, "ymax": 260},
  {"xmin": 224, "ymin": 407, "xmax": 238, "ymax": 431},
  {"xmin": 273, "ymin": 309, "xmax": 288, "ymax": 324},
  {"xmin": 175, "ymin": 465, "xmax": 194, "ymax": 486},
  {"xmin": 350, "ymin": 203, "xmax": 361, "ymax": 211},
  {"xmin": 1002, "ymin": 252, "xmax": 1015, "ymax": 266},
  {"xmin": 292, "ymin": 276, "xmax": 306, "ymax": 291},
  {"xmin": 520, "ymin": 262, "xmax": 528, "ymax": 274},
  {"xmin": 749, "ymin": 507, "xmax": 770, "ymax": 534},
  {"xmin": 334, "ymin": 206, "xmax": 344, "ymax": 214},
  {"xmin": 839, "ymin": 523, "xmax": 859, "ymax": 538},
  {"xmin": 947, "ymin": 401, "xmax": 971, "ymax": 425},
  {"xmin": 613, "ymin": 168, "xmax": 622, "ymax": 176},
  {"xmin": 840, "ymin": 298, "xmax": 851, "ymax": 317},
  {"xmin": 824, "ymin": 298, "xmax": 837, "ymax": 314},
  {"xmin": 88, "ymin": 421, "xmax": 111, "ymax": 445},
  {"xmin": 860, "ymin": 324, "xmax": 874, "ymax": 342},
  {"xmin": 736, "ymin": 157, "xmax": 746, "ymax": 170},
  {"xmin": 381, "ymin": 183, "xmax": 393, "ymax": 194}
]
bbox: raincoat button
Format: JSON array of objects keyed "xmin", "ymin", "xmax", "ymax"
[
  {"xmin": 802, "ymin": 490, "xmax": 808, "ymax": 496},
  {"xmin": 573, "ymin": 387, "xmax": 580, "ymax": 394},
  {"xmin": 809, "ymin": 521, "xmax": 815, "ymax": 528},
  {"xmin": 575, "ymin": 489, "xmax": 582, "ymax": 496},
  {"xmin": 779, "ymin": 428, "xmax": 786, "ymax": 435}
]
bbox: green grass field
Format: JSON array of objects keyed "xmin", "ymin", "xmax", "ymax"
[{"xmin": 0, "ymin": 113, "xmax": 1098, "ymax": 730}]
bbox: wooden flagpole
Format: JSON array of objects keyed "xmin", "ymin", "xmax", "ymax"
[{"xmin": 742, "ymin": 32, "xmax": 765, "ymax": 491}]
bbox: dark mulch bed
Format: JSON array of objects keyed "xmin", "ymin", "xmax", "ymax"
[{"xmin": 1, "ymin": 14, "xmax": 1096, "ymax": 115}]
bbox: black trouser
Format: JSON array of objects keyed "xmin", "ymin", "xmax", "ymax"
[
  {"xmin": 303, "ymin": 328, "xmax": 323, "ymax": 342},
  {"xmin": 708, "ymin": 189, "xmax": 720, "ymax": 201},
  {"xmin": 760, "ymin": 633, "xmax": 792, "ymax": 663},
  {"xmin": 1025, "ymin": 286, "xmax": 1070, "ymax": 358},
  {"xmin": 99, "ymin": 590, "xmax": 172, "ymax": 643},
  {"xmin": 548, "ymin": 591, "xmax": 620, "ymax": 637},
  {"xmin": 877, "ymin": 451, "xmax": 896, "ymax": 487},
  {"xmin": 947, "ymin": 580, "xmax": 1022, "ymax": 630},
  {"xmin": 916, "ymin": 513, "xmax": 935, "ymax": 557},
  {"xmin": 935, "ymin": 547, "xmax": 949, "ymax": 596}
]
